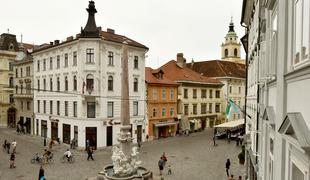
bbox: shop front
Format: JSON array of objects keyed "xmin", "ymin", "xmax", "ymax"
[{"xmin": 153, "ymin": 120, "xmax": 178, "ymax": 139}]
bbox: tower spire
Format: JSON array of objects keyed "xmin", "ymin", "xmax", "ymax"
[
  {"xmin": 81, "ymin": 0, "xmax": 100, "ymax": 38},
  {"xmin": 229, "ymin": 16, "xmax": 235, "ymax": 32}
]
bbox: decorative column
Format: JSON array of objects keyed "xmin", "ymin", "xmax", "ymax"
[{"xmin": 118, "ymin": 42, "xmax": 132, "ymax": 157}]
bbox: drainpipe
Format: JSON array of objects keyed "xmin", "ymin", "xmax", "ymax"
[{"xmin": 240, "ymin": 21, "xmax": 249, "ymax": 179}]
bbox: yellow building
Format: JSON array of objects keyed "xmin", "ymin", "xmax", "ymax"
[
  {"xmin": 0, "ymin": 33, "xmax": 18, "ymax": 127},
  {"xmin": 221, "ymin": 18, "xmax": 245, "ymax": 64}
]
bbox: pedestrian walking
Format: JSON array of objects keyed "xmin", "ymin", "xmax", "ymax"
[
  {"xmin": 236, "ymin": 136, "xmax": 240, "ymax": 146},
  {"xmin": 158, "ymin": 157, "xmax": 165, "ymax": 176},
  {"xmin": 167, "ymin": 164, "xmax": 172, "ymax": 175},
  {"xmin": 213, "ymin": 136, "xmax": 217, "ymax": 146},
  {"xmin": 3, "ymin": 139, "xmax": 7, "ymax": 151},
  {"xmin": 9, "ymin": 152, "xmax": 16, "ymax": 168},
  {"xmin": 49, "ymin": 140, "xmax": 53, "ymax": 150},
  {"xmin": 38, "ymin": 165, "xmax": 45, "ymax": 180},
  {"xmin": 227, "ymin": 130, "xmax": 231, "ymax": 143},
  {"xmin": 6, "ymin": 141, "xmax": 10, "ymax": 154},
  {"xmin": 226, "ymin": 159, "xmax": 231, "ymax": 176},
  {"xmin": 11, "ymin": 140, "xmax": 17, "ymax": 153},
  {"xmin": 87, "ymin": 147, "xmax": 94, "ymax": 160},
  {"xmin": 238, "ymin": 176, "xmax": 242, "ymax": 180},
  {"xmin": 161, "ymin": 152, "xmax": 167, "ymax": 166}
]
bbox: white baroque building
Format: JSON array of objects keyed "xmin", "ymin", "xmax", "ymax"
[
  {"xmin": 242, "ymin": 0, "xmax": 310, "ymax": 180},
  {"xmin": 32, "ymin": 1, "xmax": 148, "ymax": 149}
]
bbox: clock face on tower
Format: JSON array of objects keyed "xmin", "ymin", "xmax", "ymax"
[{"xmin": 16, "ymin": 51, "xmax": 26, "ymax": 61}]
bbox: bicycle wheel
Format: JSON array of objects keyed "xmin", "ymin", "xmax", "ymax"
[
  {"xmin": 30, "ymin": 158, "xmax": 35, "ymax": 164},
  {"xmin": 69, "ymin": 156, "xmax": 75, "ymax": 163},
  {"xmin": 60, "ymin": 156, "xmax": 65, "ymax": 163}
]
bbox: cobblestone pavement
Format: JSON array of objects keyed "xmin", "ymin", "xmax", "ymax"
[{"xmin": 0, "ymin": 128, "xmax": 245, "ymax": 180}]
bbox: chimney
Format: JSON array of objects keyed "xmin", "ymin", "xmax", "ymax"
[
  {"xmin": 107, "ymin": 28, "xmax": 115, "ymax": 34},
  {"xmin": 176, "ymin": 53, "xmax": 186, "ymax": 68},
  {"xmin": 50, "ymin": 42, "xmax": 54, "ymax": 45},
  {"xmin": 54, "ymin": 40, "xmax": 60, "ymax": 45},
  {"xmin": 97, "ymin": 26, "xmax": 102, "ymax": 32},
  {"xmin": 66, "ymin": 36, "xmax": 74, "ymax": 41}
]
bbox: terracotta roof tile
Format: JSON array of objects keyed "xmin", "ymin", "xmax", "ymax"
[
  {"xmin": 187, "ymin": 60, "xmax": 246, "ymax": 78},
  {"xmin": 145, "ymin": 67, "xmax": 178, "ymax": 85},
  {"xmin": 160, "ymin": 60, "xmax": 223, "ymax": 85}
]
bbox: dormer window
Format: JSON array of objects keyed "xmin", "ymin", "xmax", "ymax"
[{"xmin": 159, "ymin": 72, "xmax": 163, "ymax": 80}]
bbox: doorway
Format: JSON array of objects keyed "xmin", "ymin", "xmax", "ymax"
[
  {"xmin": 7, "ymin": 108, "xmax": 16, "ymax": 127},
  {"xmin": 74, "ymin": 126, "xmax": 78, "ymax": 146},
  {"xmin": 63, "ymin": 124, "xmax": 71, "ymax": 144},
  {"xmin": 137, "ymin": 125, "xmax": 142, "ymax": 142},
  {"xmin": 41, "ymin": 120, "xmax": 47, "ymax": 138},
  {"xmin": 86, "ymin": 127, "xmax": 97, "ymax": 149},
  {"xmin": 51, "ymin": 122, "xmax": 58, "ymax": 140},
  {"xmin": 106, "ymin": 126, "xmax": 113, "ymax": 146}
]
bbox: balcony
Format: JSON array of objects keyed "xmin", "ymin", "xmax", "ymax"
[{"xmin": 13, "ymin": 93, "xmax": 33, "ymax": 99}]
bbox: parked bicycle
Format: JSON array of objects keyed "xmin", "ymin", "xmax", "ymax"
[{"xmin": 30, "ymin": 153, "xmax": 44, "ymax": 164}]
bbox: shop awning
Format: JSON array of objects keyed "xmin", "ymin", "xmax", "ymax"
[
  {"xmin": 154, "ymin": 122, "xmax": 178, "ymax": 127},
  {"xmin": 214, "ymin": 119, "xmax": 244, "ymax": 128}
]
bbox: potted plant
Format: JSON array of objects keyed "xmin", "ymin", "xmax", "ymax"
[{"xmin": 238, "ymin": 145, "xmax": 245, "ymax": 165}]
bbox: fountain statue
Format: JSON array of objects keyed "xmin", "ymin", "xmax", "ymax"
[{"xmin": 97, "ymin": 43, "xmax": 152, "ymax": 180}]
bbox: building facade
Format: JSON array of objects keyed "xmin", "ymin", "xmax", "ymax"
[
  {"xmin": 13, "ymin": 47, "xmax": 34, "ymax": 134},
  {"xmin": 188, "ymin": 60, "xmax": 246, "ymax": 122},
  {"xmin": 0, "ymin": 33, "xmax": 18, "ymax": 127},
  {"xmin": 161, "ymin": 53, "xmax": 224, "ymax": 131},
  {"xmin": 242, "ymin": 0, "xmax": 310, "ymax": 180},
  {"xmin": 32, "ymin": 1, "xmax": 148, "ymax": 149},
  {"xmin": 145, "ymin": 67, "xmax": 178, "ymax": 140}
]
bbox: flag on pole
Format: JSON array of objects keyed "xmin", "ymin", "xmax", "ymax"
[{"xmin": 225, "ymin": 100, "xmax": 233, "ymax": 119}]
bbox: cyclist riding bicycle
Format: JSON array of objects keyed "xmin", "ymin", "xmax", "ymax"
[
  {"xmin": 43, "ymin": 149, "xmax": 52, "ymax": 162},
  {"xmin": 63, "ymin": 149, "xmax": 72, "ymax": 162}
]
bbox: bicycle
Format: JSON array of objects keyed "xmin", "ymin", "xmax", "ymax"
[
  {"xmin": 30, "ymin": 153, "xmax": 44, "ymax": 164},
  {"xmin": 43, "ymin": 153, "xmax": 54, "ymax": 164},
  {"xmin": 60, "ymin": 154, "xmax": 75, "ymax": 163}
]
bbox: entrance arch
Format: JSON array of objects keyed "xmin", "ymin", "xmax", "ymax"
[{"xmin": 7, "ymin": 107, "xmax": 16, "ymax": 128}]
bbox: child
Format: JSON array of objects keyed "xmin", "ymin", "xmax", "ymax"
[{"xmin": 167, "ymin": 164, "xmax": 172, "ymax": 175}]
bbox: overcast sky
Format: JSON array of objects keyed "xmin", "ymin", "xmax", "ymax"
[{"xmin": 0, "ymin": 0, "xmax": 244, "ymax": 68}]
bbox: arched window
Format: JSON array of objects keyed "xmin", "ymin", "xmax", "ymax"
[
  {"xmin": 73, "ymin": 75, "xmax": 77, "ymax": 91},
  {"xmin": 225, "ymin": 49, "xmax": 228, "ymax": 57},
  {"xmin": 108, "ymin": 76, "xmax": 113, "ymax": 91},
  {"xmin": 234, "ymin": 48, "xmax": 238, "ymax": 57},
  {"xmin": 65, "ymin": 76, "xmax": 68, "ymax": 91},
  {"xmin": 86, "ymin": 74, "xmax": 94, "ymax": 92},
  {"xmin": 133, "ymin": 78, "xmax": 138, "ymax": 92}
]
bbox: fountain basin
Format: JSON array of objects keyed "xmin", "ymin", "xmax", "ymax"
[{"xmin": 97, "ymin": 165, "xmax": 152, "ymax": 180}]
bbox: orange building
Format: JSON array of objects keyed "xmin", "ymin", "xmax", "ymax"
[{"xmin": 145, "ymin": 67, "xmax": 179, "ymax": 140}]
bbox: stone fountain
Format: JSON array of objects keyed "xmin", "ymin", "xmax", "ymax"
[{"xmin": 97, "ymin": 44, "xmax": 152, "ymax": 180}]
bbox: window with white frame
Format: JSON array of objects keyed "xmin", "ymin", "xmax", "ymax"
[
  {"xmin": 87, "ymin": 102, "xmax": 96, "ymax": 118},
  {"xmin": 64, "ymin": 53, "xmax": 68, "ymax": 67},
  {"xmin": 86, "ymin": 48, "xmax": 94, "ymax": 63},
  {"xmin": 108, "ymin": 51, "xmax": 114, "ymax": 66},
  {"xmin": 37, "ymin": 60, "xmax": 40, "ymax": 72},
  {"xmin": 73, "ymin": 75, "xmax": 77, "ymax": 91},
  {"xmin": 170, "ymin": 88, "xmax": 174, "ymax": 100},
  {"xmin": 162, "ymin": 108, "xmax": 166, "ymax": 117},
  {"xmin": 73, "ymin": 51, "xmax": 77, "ymax": 66},
  {"xmin": 50, "ymin": 78, "xmax": 53, "ymax": 91},
  {"xmin": 108, "ymin": 76, "xmax": 113, "ymax": 91},
  {"xmin": 108, "ymin": 102, "xmax": 114, "ymax": 118},
  {"xmin": 162, "ymin": 88, "xmax": 166, "ymax": 100},
  {"xmin": 65, "ymin": 101, "xmax": 68, "ymax": 116},
  {"xmin": 133, "ymin": 78, "xmax": 138, "ymax": 92},
  {"xmin": 293, "ymin": 0, "xmax": 309, "ymax": 65},
  {"xmin": 170, "ymin": 108, "xmax": 174, "ymax": 116},
  {"xmin": 152, "ymin": 89, "xmax": 158, "ymax": 100},
  {"xmin": 50, "ymin": 57, "xmax": 53, "ymax": 70},
  {"xmin": 152, "ymin": 108, "xmax": 157, "ymax": 117},
  {"xmin": 57, "ymin": 55, "xmax": 60, "ymax": 69},
  {"xmin": 134, "ymin": 56, "xmax": 138, "ymax": 69},
  {"xmin": 43, "ymin": 59, "xmax": 46, "ymax": 71},
  {"xmin": 270, "ymin": 6, "xmax": 278, "ymax": 75},
  {"xmin": 73, "ymin": 101, "xmax": 77, "ymax": 117},
  {"xmin": 57, "ymin": 77, "xmax": 60, "ymax": 91},
  {"xmin": 133, "ymin": 101, "xmax": 138, "ymax": 116}
]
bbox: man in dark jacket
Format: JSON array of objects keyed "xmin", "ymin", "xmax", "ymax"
[{"xmin": 87, "ymin": 147, "xmax": 94, "ymax": 160}]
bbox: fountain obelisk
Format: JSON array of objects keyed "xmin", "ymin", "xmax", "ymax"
[{"xmin": 118, "ymin": 42, "xmax": 132, "ymax": 158}]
